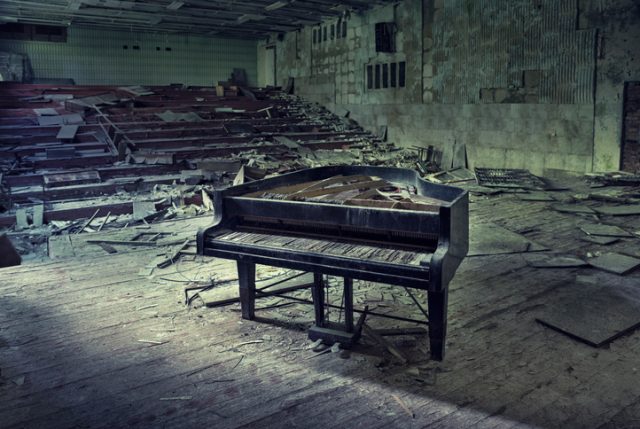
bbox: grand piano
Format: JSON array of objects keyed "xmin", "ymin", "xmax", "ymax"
[{"xmin": 197, "ymin": 166, "xmax": 468, "ymax": 360}]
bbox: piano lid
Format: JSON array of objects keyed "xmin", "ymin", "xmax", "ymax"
[{"xmin": 239, "ymin": 173, "xmax": 448, "ymax": 212}]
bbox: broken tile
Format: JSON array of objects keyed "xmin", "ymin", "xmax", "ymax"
[
  {"xmin": 580, "ymin": 224, "xmax": 632, "ymax": 238},
  {"xmin": 551, "ymin": 204, "xmax": 596, "ymax": 215},
  {"xmin": 594, "ymin": 205, "xmax": 640, "ymax": 216},
  {"xmin": 523, "ymin": 254, "xmax": 587, "ymax": 268},
  {"xmin": 580, "ymin": 235, "xmax": 620, "ymax": 245},
  {"xmin": 518, "ymin": 192, "xmax": 556, "ymax": 202},
  {"xmin": 537, "ymin": 278, "xmax": 640, "ymax": 347},
  {"xmin": 587, "ymin": 253, "xmax": 640, "ymax": 275},
  {"xmin": 468, "ymin": 223, "xmax": 548, "ymax": 256}
]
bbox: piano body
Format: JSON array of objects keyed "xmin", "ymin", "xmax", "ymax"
[{"xmin": 197, "ymin": 166, "xmax": 468, "ymax": 360}]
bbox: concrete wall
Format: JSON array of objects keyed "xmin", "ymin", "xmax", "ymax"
[
  {"xmin": 266, "ymin": 0, "xmax": 640, "ymax": 174},
  {"xmin": 0, "ymin": 27, "xmax": 258, "ymax": 86}
]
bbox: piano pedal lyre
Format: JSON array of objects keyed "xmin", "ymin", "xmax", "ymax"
[{"xmin": 308, "ymin": 274, "xmax": 365, "ymax": 348}]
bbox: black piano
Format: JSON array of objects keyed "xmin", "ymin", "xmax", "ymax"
[{"xmin": 197, "ymin": 166, "xmax": 468, "ymax": 360}]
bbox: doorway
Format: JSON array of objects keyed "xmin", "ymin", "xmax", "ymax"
[
  {"xmin": 264, "ymin": 45, "xmax": 276, "ymax": 87},
  {"xmin": 622, "ymin": 82, "xmax": 640, "ymax": 172}
]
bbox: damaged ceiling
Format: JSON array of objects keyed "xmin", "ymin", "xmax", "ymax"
[{"xmin": 0, "ymin": 0, "xmax": 394, "ymax": 37}]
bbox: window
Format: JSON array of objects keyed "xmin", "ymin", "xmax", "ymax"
[
  {"xmin": 0, "ymin": 23, "xmax": 67, "ymax": 42},
  {"xmin": 375, "ymin": 22, "xmax": 395, "ymax": 53},
  {"xmin": 367, "ymin": 62, "xmax": 404, "ymax": 91},
  {"xmin": 342, "ymin": 21, "xmax": 347, "ymax": 38},
  {"xmin": 337, "ymin": 20, "xmax": 342, "ymax": 39},
  {"xmin": 382, "ymin": 63, "xmax": 389, "ymax": 88},
  {"xmin": 390, "ymin": 63, "xmax": 397, "ymax": 87},
  {"xmin": 323, "ymin": 26, "xmax": 327, "ymax": 42},
  {"xmin": 330, "ymin": 24, "xmax": 335, "ymax": 40},
  {"xmin": 313, "ymin": 29, "xmax": 317, "ymax": 44}
]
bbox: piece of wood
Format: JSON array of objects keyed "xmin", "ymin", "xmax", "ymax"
[
  {"xmin": 97, "ymin": 212, "xmax": 111, "ymax": 232},
  {"xmin": 76, "ymin": 209, "xmax": 100, "ymax": 234},
  {"xmin": 362, "ymin": 323, "xmax": 409, "ymax": 364},
  {"xmin": 156, "ymin": 239, "xmax": 191, "ymax": 268},
  {"xmin": 87, "ymin": 239, "xmax": 159, "ymax": 247},
  {"xmin": 32, "ymin": 204, "xmax": 44, "ymax": 227},
  {"xmin": 15, "ymin": 208, "xmax": 29, "ymax": 230},
  {"xmin": 56, "ymin": 125, "xmax": 79, "ymax": 141}
]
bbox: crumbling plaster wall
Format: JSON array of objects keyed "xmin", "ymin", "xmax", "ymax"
[{"xmin": 266, "ymin": 0, "xmax": 640, "ymax": 174}]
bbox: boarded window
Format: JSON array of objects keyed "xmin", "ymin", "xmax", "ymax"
[
  {"xmin": 390, "ymin": 63, "xmax": 397, "ymax": 87},
  {"xmin": 399, "ymin": 61, "xmax": 406, "ymax": 87},
  {"xmin": 367, "ymin": 65, "xmax": 373, "ymax": 90},
  {"xmin": 375, "ymin": 64, "xmax": 381, "ymax": 89},
  {"xmin": 382, "ymin": 64, "xmax": 389, "ymax": 88}
]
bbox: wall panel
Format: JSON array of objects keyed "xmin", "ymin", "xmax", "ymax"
[{"xmin": 1, "ymin": 27, "xmax": 257, "ymax": 86}]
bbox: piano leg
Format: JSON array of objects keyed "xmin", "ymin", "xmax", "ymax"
[
  {"xmin": 427, "ymin": 289, "xmax": 448, "ymax": 361},
  {"xmin": 237, "ymin": 261, "xmax": 256, "ymax": 320},
  {"xmin": 311, "ymin": 273, "xmax": 325, "ymax": 327},
  {"xmin": 344, "ymin": 277, "xmax": 354, "ymax": 333}
]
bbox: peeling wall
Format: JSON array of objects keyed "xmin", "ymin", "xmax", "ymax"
[{"xmin": 266, "ymin": 0, "xmax": 640, "ymax": 174}]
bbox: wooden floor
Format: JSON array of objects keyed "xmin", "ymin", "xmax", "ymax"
[{"xmin": 2, "ymin": 180, "xmax": 640, "ymax": 429}]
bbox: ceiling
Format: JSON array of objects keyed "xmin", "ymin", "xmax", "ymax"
[{"xmin": 0, "ymin": 0, "xmax": 393, "ymax": 38}]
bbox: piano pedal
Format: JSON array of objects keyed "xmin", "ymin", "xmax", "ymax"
[{"xmin": 308, "ymin": 322, "xmax": 361, "ymax": 349}]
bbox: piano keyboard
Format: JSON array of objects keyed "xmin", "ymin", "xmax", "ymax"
[{"xmin": 210, "ymin": 230, "xmax": 432, "ymax": 267}]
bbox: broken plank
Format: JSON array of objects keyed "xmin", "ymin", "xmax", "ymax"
[{"xmin": 56, "ymin": 125, "xmax": 79, "ymax": 141}]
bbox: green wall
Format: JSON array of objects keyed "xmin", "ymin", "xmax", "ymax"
[{"xmin": 0, "ymin": 27, "xmax": 257, "ymax": 86}]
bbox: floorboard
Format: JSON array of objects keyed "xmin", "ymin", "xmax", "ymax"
[{"xmin": 2, "ymin": 184, "xmax": 640, "ymax": 428}]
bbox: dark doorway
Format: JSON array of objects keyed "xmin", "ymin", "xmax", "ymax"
[{"xmin": 622, "ymin": 82, "xmax": 640, "ymax": 172}]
